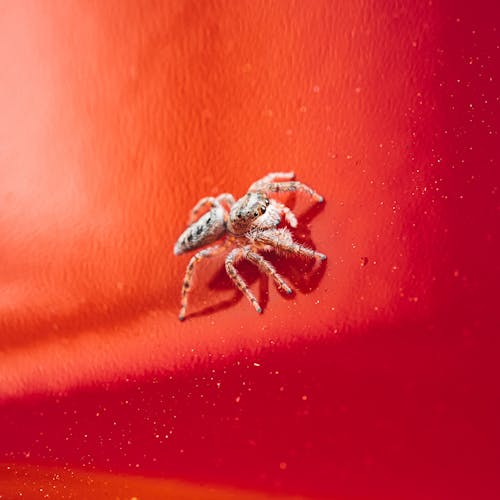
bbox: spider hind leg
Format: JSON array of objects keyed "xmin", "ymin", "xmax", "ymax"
[
  {"xmin": 179, "ymin": 245, "xmax": 226, "ymax": 320},
  {"xmin": 188, "ymin": 193, "xmax": 235, "ymax": 224}
]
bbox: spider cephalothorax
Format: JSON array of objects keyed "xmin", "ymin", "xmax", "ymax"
[{"xmin": 173, "ymin": 172, "xmax": 326, "ymax": 320}]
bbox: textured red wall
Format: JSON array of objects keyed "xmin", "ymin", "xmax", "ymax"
[{"xmin": 1, "ymin": 1, "xmax": 499, "ymax": 498}]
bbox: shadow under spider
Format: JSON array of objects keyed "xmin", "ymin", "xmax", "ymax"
[
  {"xmin": 187, "ymin": 269, "xmax": 271, "ymax": 321},
  {"xmin": 185, "ymin": 201, "xmax": 328, "ymax": 320}
]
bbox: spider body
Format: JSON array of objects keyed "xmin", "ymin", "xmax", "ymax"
[
  {"xmin": 174, "ymin": 204, "xmax": 226, "ymax": 256},
  {"xmin": 174, "ymin": 172, "xmax": 326, "ymax": 320}
]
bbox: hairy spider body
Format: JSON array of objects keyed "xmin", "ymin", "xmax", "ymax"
[
  {"xmin": 174, "ymin": 172, "xmax": 326, "ymax": 320},
  {"xmin": 173, "ymin": 204, "xmax": 226, "ymax": 256}
]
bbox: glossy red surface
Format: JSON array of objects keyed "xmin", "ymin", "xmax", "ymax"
[{"xmin": 1, "ymin": 1, "xmax": 499, "ymax": 498}]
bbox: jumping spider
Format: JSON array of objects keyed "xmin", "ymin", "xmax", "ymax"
[{"xmin": 174, "ymin": 172, "xmax": 326, "ymax": 320}]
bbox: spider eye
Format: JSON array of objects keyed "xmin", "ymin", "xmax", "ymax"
[{"xmin": 253, "ymin": 212, "xmax": 259, "ymax": 217}]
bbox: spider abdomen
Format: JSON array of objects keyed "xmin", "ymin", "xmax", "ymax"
[{"xmin": 174, "ymin": 206, "xmax": 225, "ymax": 255}]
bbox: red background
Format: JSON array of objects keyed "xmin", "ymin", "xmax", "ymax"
[{"xmin": 1, "ymin": 1, "xmax": 499, "ymax": 498}]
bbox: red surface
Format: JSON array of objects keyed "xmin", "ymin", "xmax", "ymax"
[{"xmin": 1, "ymin": 1, "xmax": 499, "ymax": 498}]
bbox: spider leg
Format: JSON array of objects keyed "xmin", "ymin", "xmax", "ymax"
[
  {"xmin": 243, "ymin": 247, "xmax": 293, "ymax": 294},
  {"xmin": 188, "ymin": 194, "xmax": 235, "ymax": 224},
  {"xmin": 254, "ymin": 228, "xmax": 327, "ymax": 261},
  {"xmin": 188, "ymin": 196, "xmax": 218, "ymax": 224},
  {"xmin": 216, "ymin": 193, "xmax": 236, "ymax": 207},
  {"xmin": 259, "ymin": 181, "xmax": 324, "ymax": 203},
  {"xmin": 249, "ymin": 171, "xmax": 295, "ymax": 192},
  {"xmin": 271, "ymin": 200, "xmax": 298, "ymax": 228},
  {"xmin": 188, "ymin": 193, "xmax": 234, "ymax": 225},
  {"xmin": 179, "ymin": 245, "xmax": 226, "ymax": 320},
  {"xmin": 225, "ymin": 248, "xmax": 263, "ymax": 314}
]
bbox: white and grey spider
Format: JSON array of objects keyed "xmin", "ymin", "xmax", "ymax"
[{"xmin": 173, "ymin": 172, "xmax": 326, "ymax": 320}]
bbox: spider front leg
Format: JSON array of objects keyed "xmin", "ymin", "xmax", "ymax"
[
  {"xmin": 259, "ymin": 181, "xmax": 324, "ymax": 203},
  {"xmin": 272, "ymin": 200, "xmax": 298, "ymax": 228},
  {"xmin": 254, "ymin": 228, "xmax": 327, "ymax": 261},
  {"xmin": 179, "ymin": 245, "xmax": 226, "ymax": 320},
  {"xmin": 225, "ymin": 248, "xmax": 263, "ymax": 314},
  {"xmin": 249, "ymin": 171, "xmax": 295, "ymax": 192}
]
